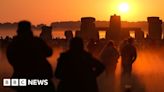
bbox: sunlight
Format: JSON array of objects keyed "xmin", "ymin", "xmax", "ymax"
[{"xmin": 119, "ymin": 2, "xmax": 129, "ymax": 13}]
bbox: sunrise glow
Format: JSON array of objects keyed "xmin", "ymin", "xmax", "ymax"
[{"xmin": 119, "ymin": 3, "xmax": 129, "ymax": 13}]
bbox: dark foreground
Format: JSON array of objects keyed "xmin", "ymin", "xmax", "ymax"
[{"xmin": 1, "ymin": 47, "xmax": 164, "ymax": 92}]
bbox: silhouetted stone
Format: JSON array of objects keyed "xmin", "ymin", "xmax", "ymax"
[
  {"xmin": 135, "ymin": 29, "xmax": 144, "ymax": 41},
  {"xmin": 147, "ymin": 17, "xmax": 162, "ymax": 40},
  {"xmin": 121, "ymin": 29, "xmax": 130, "ymax": 40},
  {"xmin": 106, "ymin": 14, "xmax": 121, "ymax": 41},
  {"xmin": 80, "ymin": 17, "xmax": 99, "ymax": 41}
]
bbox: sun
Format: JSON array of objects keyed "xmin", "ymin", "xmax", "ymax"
[{"xmin": 119, "ymin": 3, "xmax": 129, "ymax": 13}]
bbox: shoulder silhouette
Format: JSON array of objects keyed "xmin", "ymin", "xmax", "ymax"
[
  {"xmin": 55, "ymin": 37, "xmax": 105, "ymax": 92},
  {"xmin": 121, "ymin": 37, "xmax": 137, "ymax": 75},
  {"xmin": 7, "ymin": 21, "xmax": 55, "ymax": 92},
  {"xmin": 100, "ymin": 40, "xmax": 119, "ymax": 75}
]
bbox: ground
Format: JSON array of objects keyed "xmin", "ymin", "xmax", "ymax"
[{"xmin": 0, "ymin": 47, "xmax": 164, "ymax": 92}]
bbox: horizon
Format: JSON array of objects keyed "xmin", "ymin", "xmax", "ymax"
[{"xmin": 0, "ymin": 19, "xmax": 163, "ymax": 26}]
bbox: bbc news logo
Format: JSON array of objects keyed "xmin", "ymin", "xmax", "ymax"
[{"xmin": 3, "ymin": 79, "xmax": 48, "ymax": 86}]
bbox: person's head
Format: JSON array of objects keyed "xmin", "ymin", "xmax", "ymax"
[
  {"xmin": 107, "ymin": 40, "xmax": 114, "ymax": 47},
  {"xmin": 127, "ymin": 37, "xmax": 134, "ymax": 44},
  {"xmin": 69, "ymin": 37, "xmax": 84, "ymax": 51},
  {"xmin": 17, "ymin": 21, "xmax": 33, "ymax": 38}
]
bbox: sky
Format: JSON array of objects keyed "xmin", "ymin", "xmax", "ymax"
[{"xmin": 0, "ymin": 0, "xmax": 164, "ymax": 25}]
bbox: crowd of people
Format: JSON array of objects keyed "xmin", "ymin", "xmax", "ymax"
[{"xmin": 5, "ymin": 21, "xmax": 137, "ymax": 92}]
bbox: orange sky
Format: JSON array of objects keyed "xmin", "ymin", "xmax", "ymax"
[{"xmin": 0, "ymin": 0, "xmax": 164, "ymax": 25}]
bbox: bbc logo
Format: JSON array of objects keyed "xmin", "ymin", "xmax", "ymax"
[{"xmin": 3, "ymin": 79, "xmax": 27, "ymax": 86}]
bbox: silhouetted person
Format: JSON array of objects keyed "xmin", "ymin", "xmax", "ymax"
[
  {"xmin": 121, "ymin": 38, "xmax": 137, "ymax": 75},
  {"xmin": 87, "ymin": 39, "xmax": 101, "ymax": 58},
  {"xmin": 87, "ymin": 39, "xmax": 97, "ymax": 54},
  {"xmin": 100, "ymin": 40, "xmax": 119, "ymax": 75},
  {"xmin": 40, "ymin": 25, "xmax": 53, "ymax": 46},
  {"xmin": 6, "ymin": 21, "xmax": 55, "ymax": 92},
  {"xmin": 64, "ymin": 30, "xmax": 73, "ymax": 41},
  {"xmin": 63, "ymin": 30, "xmax": 73, "ymax": 51},
  {"xmin": 55, "ymin": 37, "xmax": 105, "ymax": 92},
  {"xmin": 119, "ymin": 40, "xmax": 128, "ymax": 53}
]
